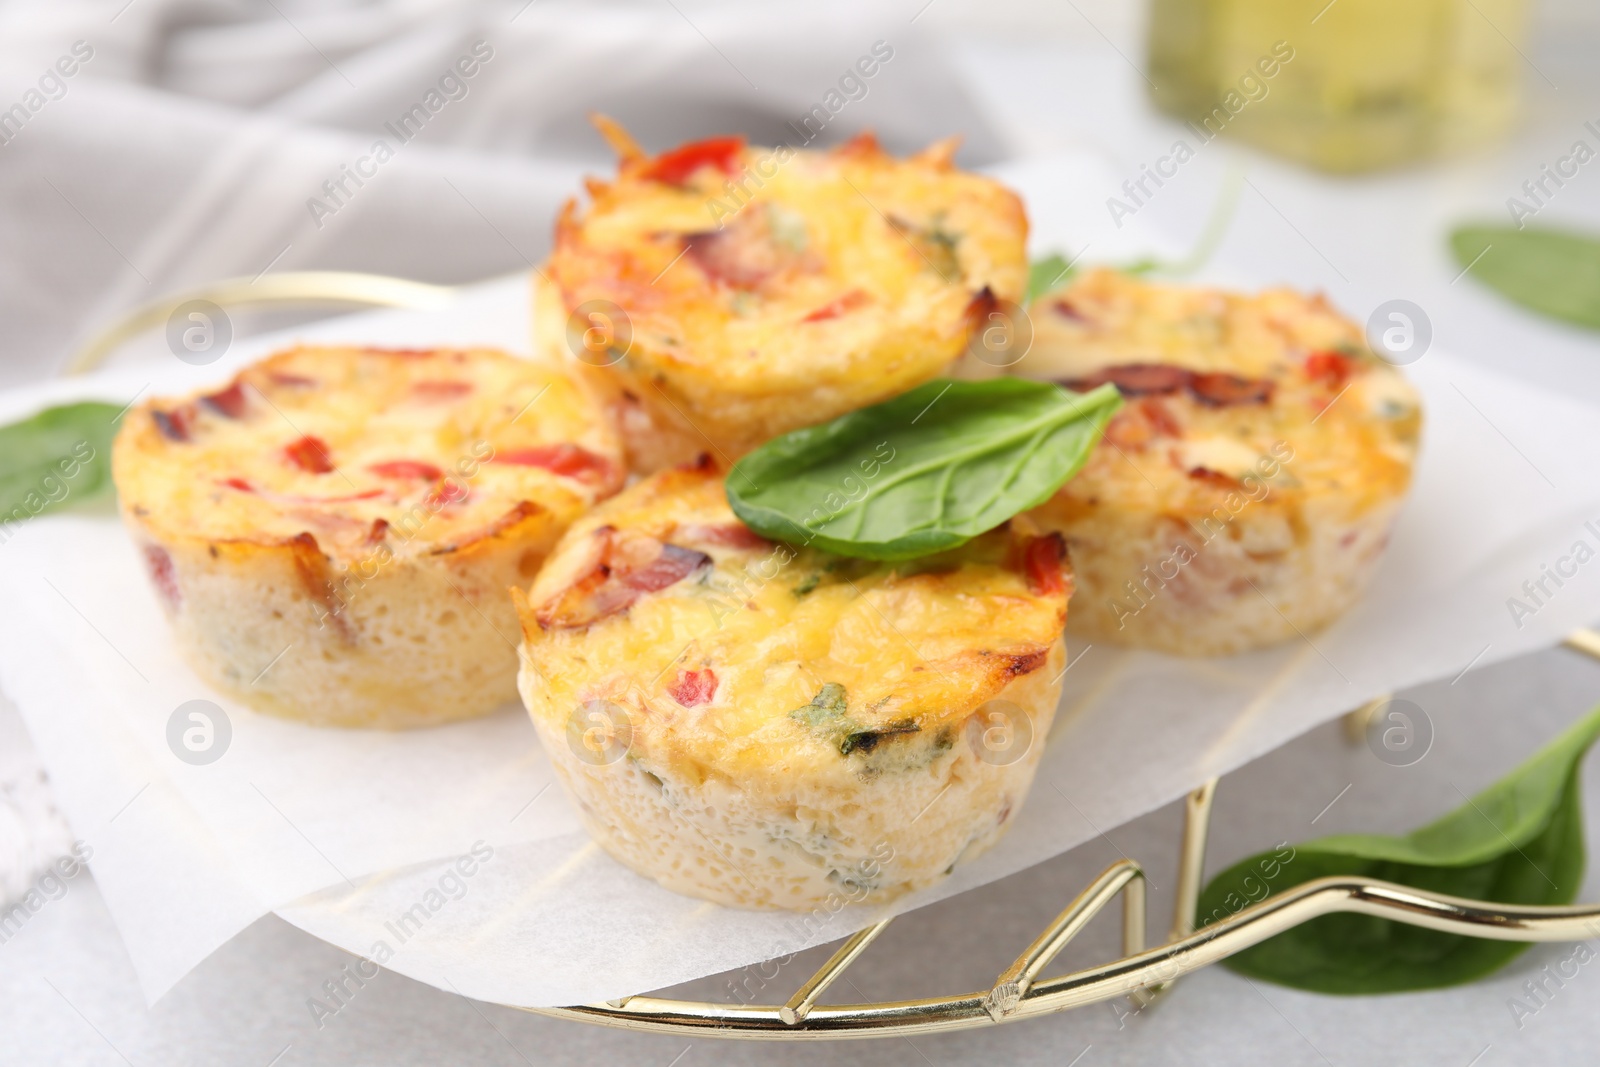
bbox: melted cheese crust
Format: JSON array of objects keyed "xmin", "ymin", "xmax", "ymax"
[
  {"xmin": 1023, "ymin": 269, "xmax": 1419, "ymax": 528},
  {"xmin": 1027, "ymin": 267, "xmax": 1370, "ymax": 378},
  {"xmin": 115, "ymin": 346, "xmax": 623, "ymax": 561},
  {"xmin": 518, "ymin": 465, "xmax": 1067, "ymax": 784},
  {"xmin": 1016, "ymin": 269, "xmax": 1422, "ymax": 655},
  {"xmin": 544, "ymin": 135, "xmax": 1028, "ymax": 465}
]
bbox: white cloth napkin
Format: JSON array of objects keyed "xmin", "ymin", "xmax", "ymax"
[{"xmin": 0, "ymin": 0, "xmax": 1008, "ymax": 387}]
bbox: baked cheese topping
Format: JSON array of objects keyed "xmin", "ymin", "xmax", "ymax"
[
  {"xmin": 1025, "ymin": 268, "xmax": 1421, "ymax": 517},
  {"xmin": 115, "ymin": 346, "xmax": 624, "ymax": 563},
  {"xmin": 547, "ymin": 132, "xmax": 1027, "ymax": 420},
  {"xmin": 516, "ymin": 463, "xmax": 1070, "ymax": 785}
]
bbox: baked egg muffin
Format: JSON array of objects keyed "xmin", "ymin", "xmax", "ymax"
[
  {"xmin": 113, "ymin": 346, "xmax": 624, "ymax": 728},
  {"xmin": 1015, "ymin": 268, "xmax": 1421, "ymax": 657},
  {"xmin": 512, "ymin": 461, "xmax": 1071, "ymax": 909},
  {"xmin": 539, "ymin": 122, "xmax": 1029, "ymax": 470}
]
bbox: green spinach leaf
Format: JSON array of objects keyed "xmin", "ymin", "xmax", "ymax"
[
  {"xmin": 1198, "ymin": 704, "xmax": 1600, "ymax": 994},
  {"xmin": 1451, "ymin": 225, "xmax": 1600, "ymax": 330},
  {"xmin": 1026, "ymin": 253, "xmax": 1076, "ymax": 303},
  {"xmin": 0, "ymin": 401, "xmax": 122, "ymax": 526},
  {"xmin": 727, "ymin": 379, "xmax": 1122, "ymax": 560}
]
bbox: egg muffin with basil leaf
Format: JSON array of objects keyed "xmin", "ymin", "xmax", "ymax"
[
  {"xmin": 113, "ymin": 346, "xmax": 623, "ymax": 728},
  {"xmin": 539, "ymin": 121, "xmax": 1028, "ymax": 470},
  {"xmin": 1018, "ymin": 268, "xmax": 1421, "ymax": 657},
  {"xmin": 512, "ymin": 460, "xmax": 1071, "ymax": 909}
]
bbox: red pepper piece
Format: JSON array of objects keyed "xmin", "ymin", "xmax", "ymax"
[
  {"xmin": 369, "ymin": 460, "xmax": 443, "ymax": 481},
  {"xmin": 801, "ymin": 290, "xmax": 870, "ymax": 323},
  {"xmin": 1305, "ymin": 350, "xmax": 1355, "ymax": 389},
  {"xmin": 494, "ymin": 444, "xmax": 619, "ymax": 487},
  {"xmin": 1022, "ymin": 533, "xmax": 1068, "ymax": 596},
  {"xmin": 200, "ymin": 383, "xmax": 248, "ymax": 418},
  {"xmin": 669, "ymin": 668, "xmax": 718, "ymax": 708},
  {"xmin": 284, "ymin": 435, "xmax": 334, "ymax": 473},
  {"xmin": 640, "ymin": 136, "xmax": 745, "ymax": 185}
]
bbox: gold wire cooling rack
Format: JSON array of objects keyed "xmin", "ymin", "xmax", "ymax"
[{"xmin": 70, "ymin": 273, "xmax": 1600, "ymax": 1041}]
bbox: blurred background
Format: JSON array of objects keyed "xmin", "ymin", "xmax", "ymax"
[{"xmin": 1, "ymin": 0, "xmax": 1598, "ymax": 397}]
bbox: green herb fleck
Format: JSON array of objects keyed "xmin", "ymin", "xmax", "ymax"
[
  {"xmin": 840, "ymin": 719, "xmax": 920, "ymax": 755},
  {"xmin": 768, "ymin": 204, "xmax": 809, "ymax": 252},
  {"xmin": 789, "ymin": 682, "xmax": 850, "ymax": 733},
  {"xmin": 891, "ymin": 215, "xmax": 961, "ymax": 281},
  {"xmin": 924, "ymin": 223, "xmax": 960, "ymax": 280}
]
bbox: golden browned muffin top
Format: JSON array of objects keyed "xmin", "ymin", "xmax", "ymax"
[
  {"xmin": 516, "ymin": 463, "xmax": 1070, "ymax": 784},
  {"xmin": 545, "ymin": 129, "xmax": 1028, "ymax": 439},
  {"xmin": 113, "ymin": 346, "xmax": 623, "ymax": 562},
  {"xmin": 1023, "ymin": 269, "xmax": 1421, "ymax": 520}
]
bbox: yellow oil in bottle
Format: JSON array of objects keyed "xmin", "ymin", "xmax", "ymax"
[{"xmin": 1147, "ymin": 0, "xmax": 1528, "ymax": 172}]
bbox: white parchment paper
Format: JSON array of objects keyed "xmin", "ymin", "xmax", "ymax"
[{"xmin": 5, "ymin": 157, "xmax": 1600, "ymax": 1006}]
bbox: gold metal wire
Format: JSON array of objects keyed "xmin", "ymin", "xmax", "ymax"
[
  {"xmin": 66, "ymin": 277, "xmax": 1600, "ymax": 1041},
  {"xmin": 524, "ymin": 872, "xmax": 1600, "ymax": 1040},
  {"xmin": 65, "ymin": 271, "xmax": 457, "ymax": 375}
]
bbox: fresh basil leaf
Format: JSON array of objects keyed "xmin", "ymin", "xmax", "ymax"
[
  {"xmin": 726, "ymin": 379, "xmax": 1122, "ymax": 560},
  {"xmin": 0, "ymin": 401, "xmax": 122, "ymax": 527},
  {"xmin": 1028, "ymin": 172, "xmax": 1241, "ymax": 300},
  {"xmin": 1120, "ymin": 257, "xmax": 1165, "ymax": 276},
  {"xmin": 1026, "ymin": 253, "xmax": 1076, "ymax": 303},
  {"xmin": 1198, "ymin": 704, "xmax": 1600, "ymax": 994},
  {"xmin": 1024, "ymin": 252, "xmax": 1192, "ymax": 301},
  {"xmin": 1451, "ymin": 225, "xmax": 1600, "ymax": 330}
]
